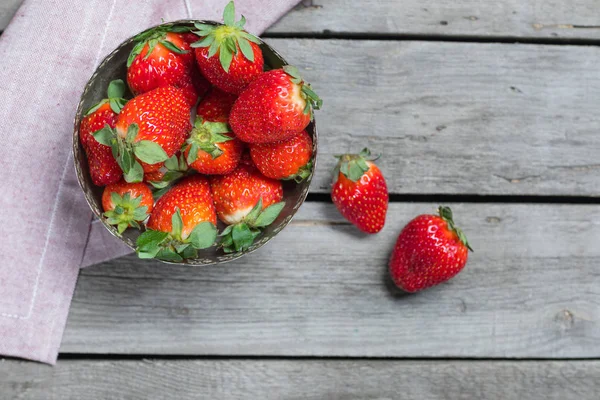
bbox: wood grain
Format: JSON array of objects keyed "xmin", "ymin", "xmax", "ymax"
[
  {"xmin": 61, "ymin": 203, "xmax": 600, "ymax": 357},
  {"xmin": 3, "ymin": 359, "xmax": 600, "ymax": 399},
  {"xmin": 271, "ymin": 0, "xmax": 600, "ymax": 40},
  {"xmin": 267, "ymin": 39, "xmax": 600, "ymax": 196},
  {"xmin": 4, "ymin": 0, "xmax": 600, "ymax": 40}
]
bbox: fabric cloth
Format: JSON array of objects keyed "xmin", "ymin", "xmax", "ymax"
[{"xmin": 0, "ymin": 0, "xmax": 299, "ymax": 365}]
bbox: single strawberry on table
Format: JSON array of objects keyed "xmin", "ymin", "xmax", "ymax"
[
  {"xmin": 229, "ymin": 66, "xmax": 322, "ymax": 143},
  {"xmin": 389, "ymin": 206, "xmax": 473, "ymax": 293},
  {"xmin": 93, "ymin": 86, "xmax": 192, "ymax": 183},
  {"xmin": 137, "ymin": 175, "xmax": 218, "ymax": 262},
  {"xmin": 127, "ymin": 25, "xmax": 209, "ymax": 106},
  {"xmin": 210, "ymin": 163, "xmax": 285, "ymax": 253},
  {"xmin": 331, "ymin": 148, "xmax": 388, "ymax": 234},
  {"xmin": 79, "ymin": 79, "xmax": 127, "ymax": 186},
  {"xmin": 102, "ymin": 181, "xmax": 153, "ymax": 234},
  {"xmin": 190, "ymin": 1, "xmax": 264, "ymax": 94},
  {"xmin": 250, "ymin": 129, "xmax": 313, "ymax": 181},
  {"xmin": 184, "ymin": 117, "xmax": 244, "ymax": 175}
]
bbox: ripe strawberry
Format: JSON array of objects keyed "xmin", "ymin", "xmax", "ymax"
[
  {"xmin": 331, "ymin": 148, "xmax": 388, "ymax": 234},
  {"xmin": 93, "ymin": 86, "xmax": 192, "ymax": 183},
  {"xmin": 190, "ymin": 1, "xmax": 264, "ymax": 94},
  {"xmin": 127, "ymin": 26, "xmax": 209, "ymax": 106},
  {"xmin": 196, "ymin": 88, "xmax": 237, "ymax": 123},
  {"xmin": 210, "ymin": 163, "xmax": 284, "ymax": 252},
  {"xmin": 250, "ymin": 130, "xmax": 313, "ymax": 181},
  {"xmin": 79, "ymin": 80, "xmax": 127, "ymax": 186},
  {"xmin": 184, "ymin": 117, "xmax": 244, "ymax": 175},
  {"xmin": 102, "ymin": 181, "xmax": 153, "ymax": 234},
  {"xmin": 137, "ymin": 175, "xmax": 218, "ymax": 262},
  {"xmin": 229, "ymin": 66, "xmax": 322, "ymax": 143},
  {"xmin": 389, "ymin": 207, "xmax": 473, "ymax": 293}
]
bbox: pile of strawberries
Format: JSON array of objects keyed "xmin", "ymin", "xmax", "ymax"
[
  {"xmin": 80, "ymin": 1, "xmax": 473, "ymax": 293},
  {"xmin": 80, "ymin": 2, "xmax": 320, "ymax": 262}
]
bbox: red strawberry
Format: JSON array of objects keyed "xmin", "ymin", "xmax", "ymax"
[
  {"xmin": 102, "ymin": 181, "xmax": 153, "ymax": 234},
  {"xmin": 190, "ymin": 2, "xmax": 264, "ymax": 94},
  {"xmin": 127, "ymin": 27, "xmax": 209, "ymax": 106},
  {"xmin": 94, "ymin": 86, "xmax": 192, "ymax": 183},
  {"xmin": 196, "ymin": 88, "xmax": 237, "ymax": 122},
  {"xmin": 138, "ymin": 175, "xmax": 218, "ymax": 262},
  {"xmin": 389, "ymin": 207, "xmax": 473, "ymax": 293},
  {"xmin": 210, "ymin": 163, "xmax": 284, "ymax": 252},
  {"xmin": 229, "ymin": 66, "xmax": 322, "ymax": 143},
  {"xmin": 184, "ymin": 117, "xmax": 244, "ymax": 175},
  {"xmin": 250, "ymin": 130, "xmax": 313, "ymax": 181},
  {"xmin": 79, "ymin": 80, "xmax": 127, "ymax": 186},
  {"xmin": 331, "ymin": 148, "xmax": 388, "ymax": 234}
]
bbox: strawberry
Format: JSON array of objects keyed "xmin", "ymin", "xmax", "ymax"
[
  {"xmin": 127, "ymin": 26, "xmax": 209, "ymax": 106},
  {"xmin": 210, "ymin": 163, "xmax": 284, "ymax": 252},
  {"xmin": 331, "ymin": 148, "xmax": 388, "ymax": 234},
  {"xmin": 137, "ymin": 175, "xmax": 218, "ymax": 262},
  {"xmin": 79, "ymin": 80, "xmax": 127, "ymax": 186},
  {"xmin": 184, "ymin": 117, "xmax": 244, "ymax": 175},
  {"xmin": 196, "ymin": 88, "xmax": 237, "ymax": 123},
  {"xmin": 389, "ymin": 206, "xmax": 473, "ymax": 293},
  {"xmin": 93, "ymin": 86, "xmax": 192, "ymax": 183},
  {"xmin": 190, "ymin": 1, "xmax": 264, "ymax": 94},
  {"xmin": 229, "ymin": 66, "xmax": 322, "ymax": 143},
  {"xmin": 102, "ymin": 181, "xmax": 153, "ymax": 234},
  {"xmin": 250, "ymin": 130, "xmax": 313, "ymax": 181}
]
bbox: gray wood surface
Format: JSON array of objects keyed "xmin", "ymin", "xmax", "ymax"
[
  {"xmin": 3, "ymin": 0, "xmax": 600, "ymax": 40},
  {"xmin": 271, "ymin": 0, "xmax": 600, "ymax": 40},
  {"xmin": 270, "ymin": 39, "xmax": 600, "ymax": 196},
  {"xmin": 60, "ymin": 203, "xmax": 600, "ymax": 357},
  {"xmin": 3, "ymin": 359, "xmax": 600, "ymax": 399}
]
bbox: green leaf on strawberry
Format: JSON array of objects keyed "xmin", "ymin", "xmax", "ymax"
[
  {"xmin": 85, "ymin": 79, "xmax": 128, "ymax": 117},
  {"xmin": 218, "ymin": 198, "xmax": 285, "ymax": 253},
  {"xmin": 185, "ymin": 117, "xmax": 233, "ymax": 163},
  {"xmin": 127, "ymin": 25, "xmax": 192, "ymax": 67},
  {"xmin": 189, "ymin": 0, "xmax": 262, "ymax": 72}
]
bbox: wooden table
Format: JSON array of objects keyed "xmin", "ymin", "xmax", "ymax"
[{"xmin": 3, "ymin": 1, "xmax": 600, "ymax": 398}]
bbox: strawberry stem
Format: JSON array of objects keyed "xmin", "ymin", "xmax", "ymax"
[
  {"xmin": 189, "ymin": 1, "xmax": 261, "ymax": 72},
  {"xmin": 333, "ymin": 147, "xmax": 379, "ymax": 182},
  {"xmin": 438, "ymin": 206, "xmax": 473, "ymax": 252}
]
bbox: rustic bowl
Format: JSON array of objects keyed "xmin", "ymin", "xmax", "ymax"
[{"xmin": 73, "ymin": 20, "xmax": 317, "ymax": 265}]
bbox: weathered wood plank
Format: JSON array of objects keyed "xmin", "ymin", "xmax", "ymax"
[
  {"xmin": 271, "ymin": 0, "xmax": 600, "ymax": 40},
  {"xmin": 3, "ymin": 359, "xmax": 600, "ymax": 399},
  {"xmin": 4, "ymin": 0, "xmax": 600, "ymax": 40},
  {"xmin": 62, "ymin": 203, "xmax": 600, "ymax": 357},
  {"xmin": 268, "ymin": 39, "xmax": 600, "ymax": 196},
  {"xmin": 0, "ymin": 0, "xmax": 20, "ymax": 32}
]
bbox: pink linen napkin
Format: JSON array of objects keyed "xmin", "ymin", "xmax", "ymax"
[{"xmin": 0, "ymin": 0, "xmax": 300, "ymax": 365}]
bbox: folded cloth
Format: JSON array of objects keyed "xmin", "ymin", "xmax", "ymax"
[{"xmin": 0, "ymin": 0, "xmax": 300, "ymax": 365}]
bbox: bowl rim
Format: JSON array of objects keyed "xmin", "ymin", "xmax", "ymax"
[{"xmin": 72, "ymin": 19, "xmax": 318, "ymax": 265}]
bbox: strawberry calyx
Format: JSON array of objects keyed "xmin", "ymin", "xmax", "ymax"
[
  {"xmin": 190, "ymin": 1, "xmax": 261, "ymax": 72},
  {"xmin": 148, "ymin": 153, "xmax": 189, "ymax": 199},
  {"xmin": 219, "ymin": 198, "xmax": 286, "ymax": 253},
  {"xmin": 283, "ymin": 160, "xmax": 313, "ymax": 183},
  {"xmin": 127, "ymin": 25, "xmax": 191, "ymax": 67},
  {"xmin": 93, "ymin": 123, "xmax": 169, "ymax": 183},
  {"xmin": 136, "ymin": 208, "xmax": 217, "ymax": 262},
  {"xmin": 438, "ymin": 206, "xmax": 474, "ymax": 252},
  {"xmin": 282, "ymin": 65, "xmax": 322, "ymax": 121},
  {"xmin": 186, "ymin": 117, "xmax": 233, "ymax": 164},
  {"xmin": 333, "ymin": 148, "xmax": 379, "ymax": 182},
  {"xmin": 85, "ymin": 79, "xmax": 128, "ymax": 116},
  {"xmin": 103, "ymin": 192, "xmax": 149, "ymax": 234}
]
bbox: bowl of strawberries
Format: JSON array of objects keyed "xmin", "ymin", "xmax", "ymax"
[{"xmin": 73, "ymin": 2, "xmax": 321, "ymax": 264}]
